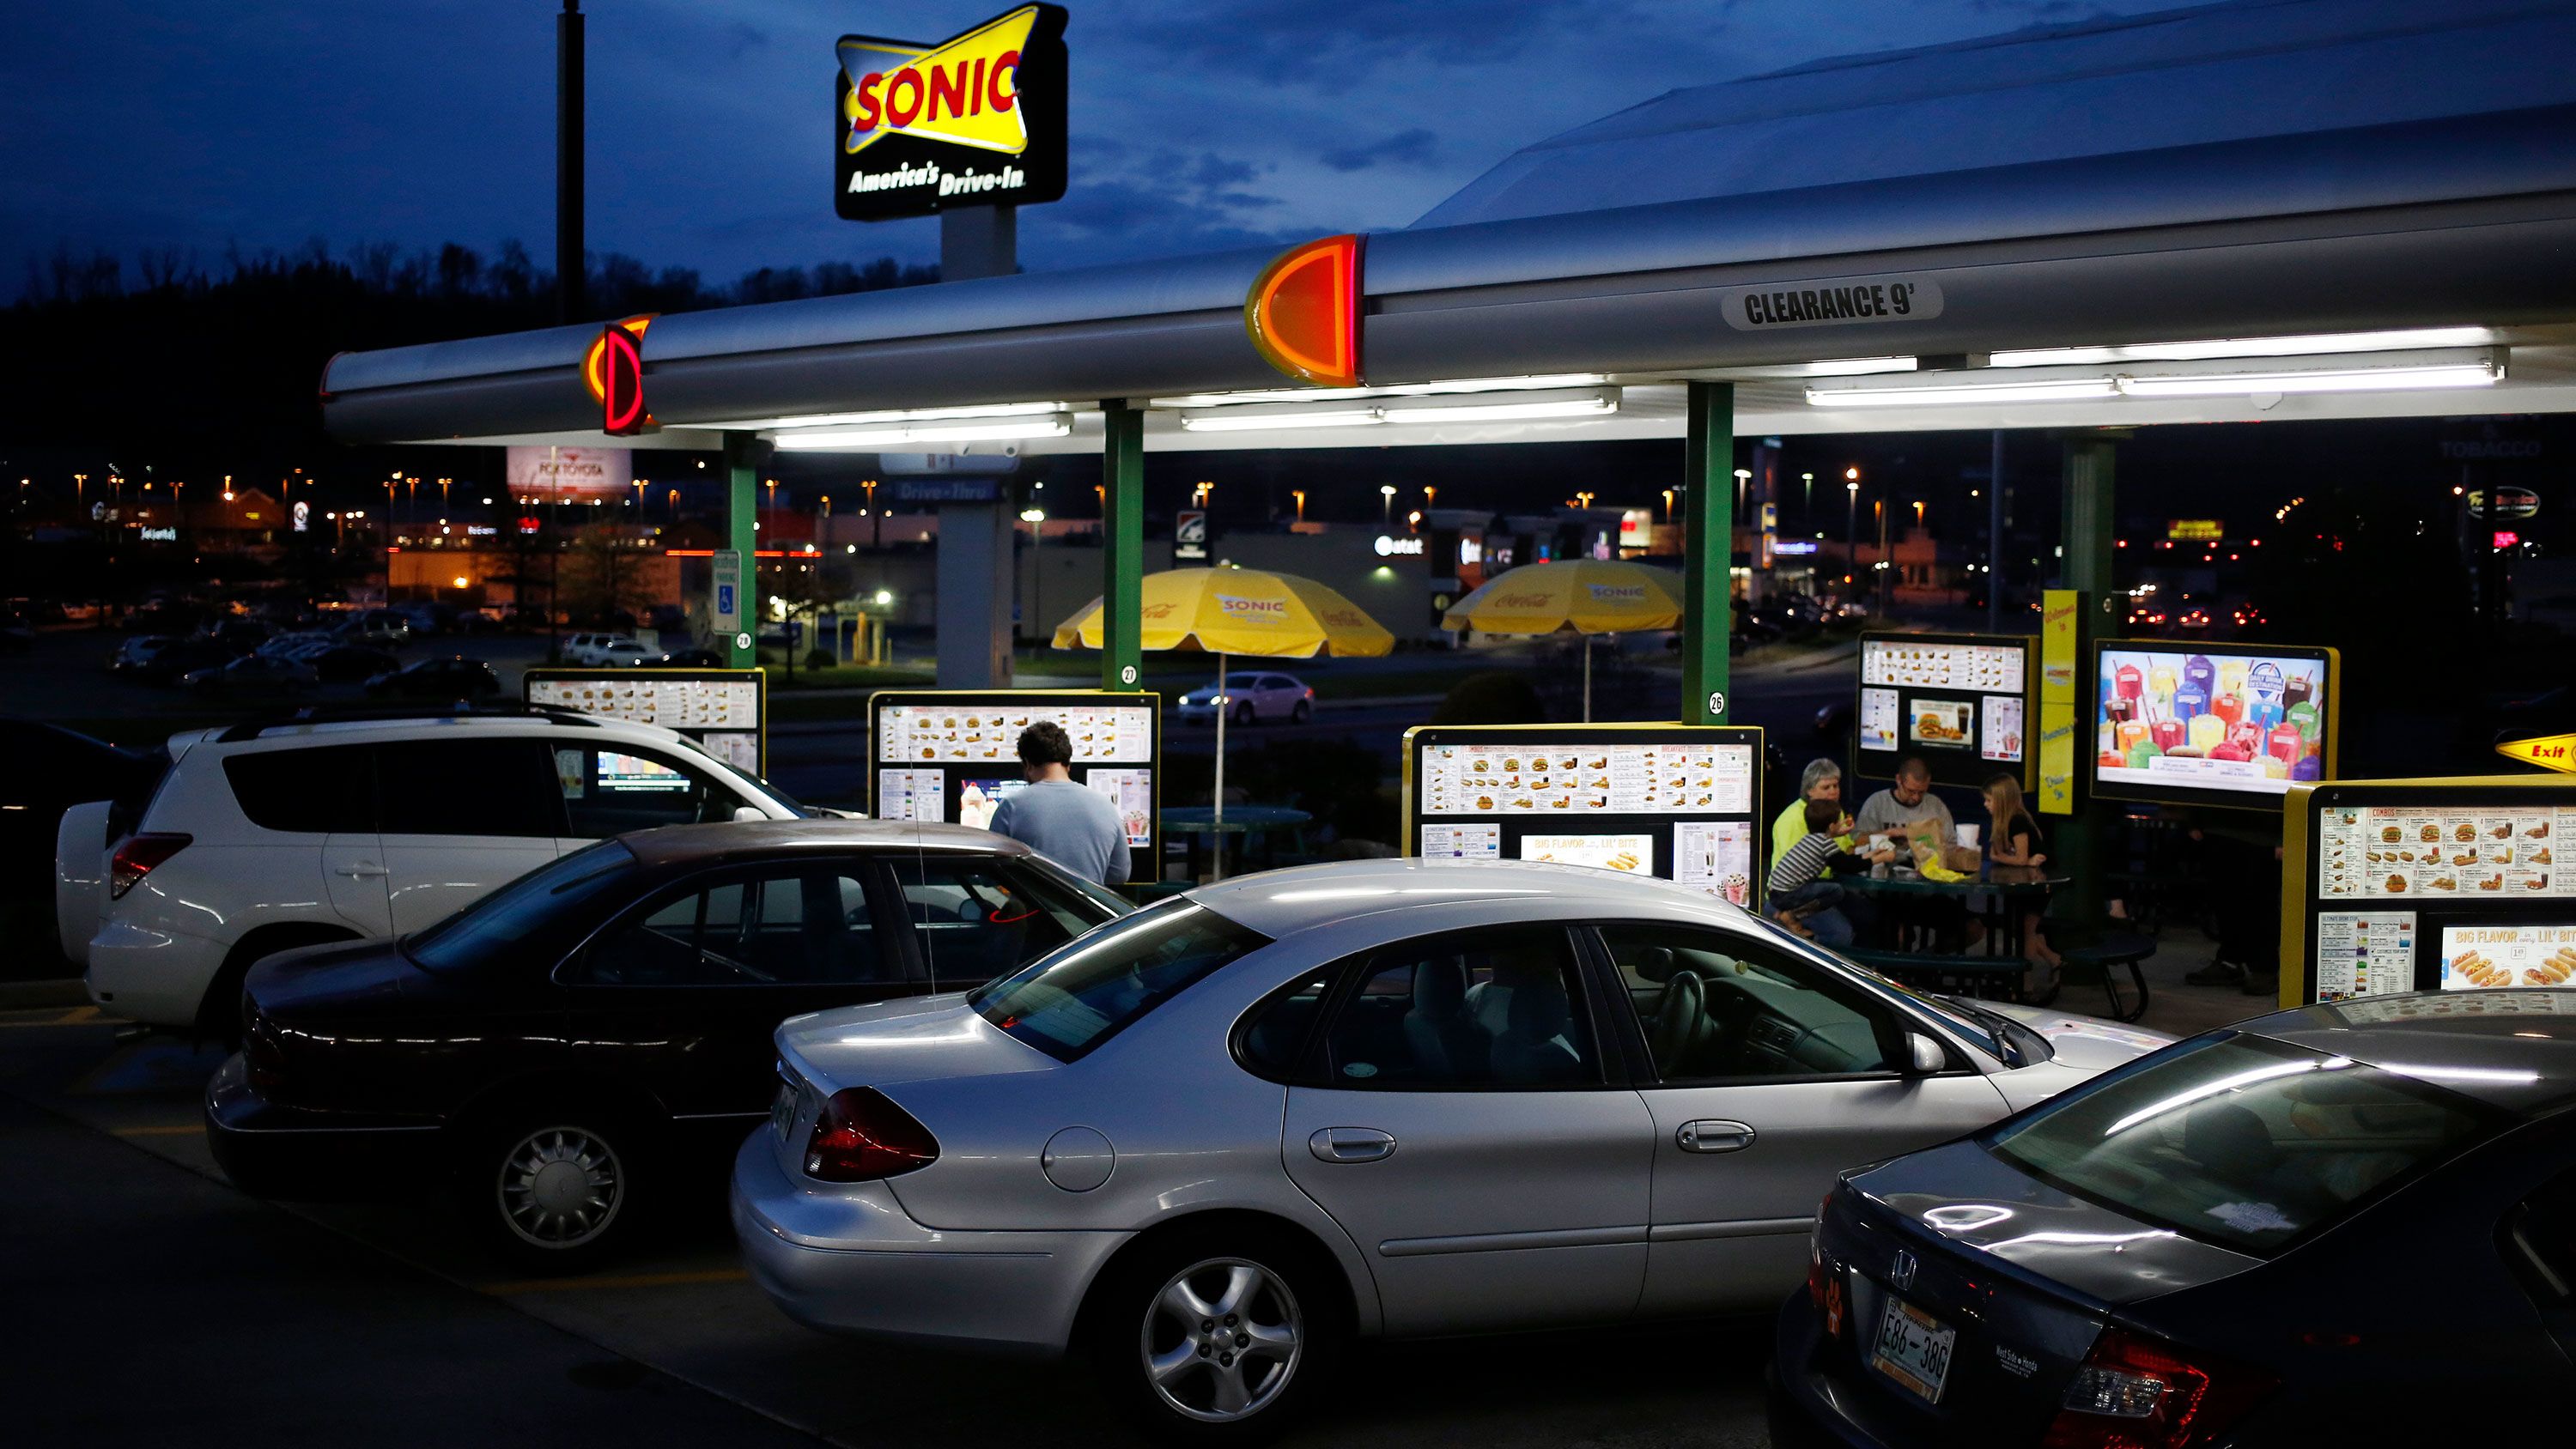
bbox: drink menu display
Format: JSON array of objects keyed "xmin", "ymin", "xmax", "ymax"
[
  {"xmin": 1419, "ymin": 742, "xmax": 1753, "ymax": 816},
  {"xmin": 2315, "ymin": 805, "xmax": 2573, "ymax": 900},
  {"xmin": 2093, "ymin": 641, "xmax": 2334, "ymax": 805},
  {"xmin": 1404, "ymin": 724, "xmax": 1766, "ymax": 906},
  {"xmin": 1856, "ymin": 632, "xmax": 2034, "ymax": 788},
  {"xmin": 526, "ymin": 668, "xmax": 767, "ymax": 773}
]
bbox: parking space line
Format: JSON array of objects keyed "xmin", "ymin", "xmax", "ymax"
[
  {"xmin": 0, "ymin": 1006, "xmax": 114, "ymax": 1028},
  {"xmin": 481, "ymin": 1267, "xmax": 750, "ymax": 1295},
  {"xmin": 112, "ymin": 1124, "xmax": 204, "ymax": 1137}
]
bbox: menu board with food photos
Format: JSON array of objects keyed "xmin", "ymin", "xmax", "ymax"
[
  {"xmin": 2286, "ymin": 777, "xmax": 2576, "ymax": 1006},
  {"xmin": 866, "ymin": 690, "xmax": 1162, "ymax": 858},
  {"xmin": 1856, "ymin": 632, "xmax": 2035, "ymax": 790},
  {"xmin": 1403, "ymin": 724, "xmax": 1765, "ymax": 907},
  {"xmin": 525, "ymin": 668, "xmax": 766, "ymax": 774}
]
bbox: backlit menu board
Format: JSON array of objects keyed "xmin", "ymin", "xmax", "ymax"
[
  {"xmin": 1404, "ymin": 724, "xmax": 1765, "ymax": 906},
  {"xmin": 525, "ymin": 668, "xmax": 766, "ymax": 774},
  {"xmin": 1856, "ymin": 632, "xmax": 2034, "ymax": 789},
  {"xmin": 2284, "ymin": 777, "xmax": 2576, "ymax": 1006},
  {"xmin": 866, "ymin": 690, "xmax": 1161, "ymax": 856},
  {"xmin": 2093, "ymin": 640, "xmax": 2336, "ymax": 808}
]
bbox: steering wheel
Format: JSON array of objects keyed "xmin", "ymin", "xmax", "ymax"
[{"xmin": 1649, "ymin": 970, "xmax": 1706, "ymax": 1075}]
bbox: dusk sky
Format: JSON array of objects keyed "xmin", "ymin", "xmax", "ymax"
[{"xmin": 8, "ymin": 1, "xmax": 2179, "ymax": 292}]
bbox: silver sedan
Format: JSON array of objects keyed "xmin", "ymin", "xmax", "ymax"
[{"xmin": 732, "ymin": 859, "xmax": 2169, "ymax": 1440}]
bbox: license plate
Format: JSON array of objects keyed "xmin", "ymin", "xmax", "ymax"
[
  {"xmin": 770, "ymin": 1080, "xmax": 803, "ymax": 1139},
  {"xmin": 1868, "ymin": 1294, "xmax": 1957, "ymax": 1405}
]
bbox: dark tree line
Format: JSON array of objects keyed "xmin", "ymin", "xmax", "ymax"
[{"xmin": 1, "ymin": 239, "xmax": 939, "ymax": 479}]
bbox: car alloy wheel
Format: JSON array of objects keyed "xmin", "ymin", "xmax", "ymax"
[
  {"xmin": 495, "ymin": 1124, "xmax": 625, "ymax": 1250},
  {"xmin": 1233, "ymin": 701, "xmax": 1256, "ymax": 726},
  {"xmin": 1138, "ymin": 1257, "xmax": 1303, "ymax": 1423}
]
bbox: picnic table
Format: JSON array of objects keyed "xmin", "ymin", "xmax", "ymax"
[
  {"xmin": 1833, "ymin": 864, "xmax": 2067, "ymax": 1003},
  {"xmin": 1159, "ymin": 805, "xmax": 1315, "ymax": 882}
]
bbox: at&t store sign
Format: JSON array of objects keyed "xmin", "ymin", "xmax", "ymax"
[{"xmin": 835, "ymin": 5, "xmax": 1069, "ymax": 222}]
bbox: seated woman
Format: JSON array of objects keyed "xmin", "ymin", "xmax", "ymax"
[{"xmin": 1982, "ymin": 772, "xmax": 2063, "ymax": 986}]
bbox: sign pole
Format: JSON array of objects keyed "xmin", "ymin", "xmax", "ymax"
[
  {"xmin": 2055, "ymin": 433, "xmax": 2121, "ymax": 923},
  {"xmin": 1680, "ymin": 380, "xmax": 1735, "ymax": 726},
  {"xmin": 723, "ymin": 433, "xmax": 761, "ymax": 670},
  {"xmin": 1102, "ymin": 400, "xmax": 1145, "ymax": 693}
]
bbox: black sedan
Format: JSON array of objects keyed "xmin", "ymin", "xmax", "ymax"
[
  {"xmin": 207, "ymin": 821, "xmax": 1127, "ymax": 1270},
  {"xmin": 306, "ymin": 644, "xmax": 400, "ymax": 683},
  {"xmin": 1772, "ymin": 992, "xmax": 2576, "ymax": 1447},
  {"xmin": 365, "ymin": 654, "xmax": 501, "ymax": 700}
]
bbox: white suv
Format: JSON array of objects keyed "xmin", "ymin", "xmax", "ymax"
[
  {"xmin": 562, "ymin": 633, "xmax": 653, "ymax": 666},
  {"xmin": 56, "ymin": 707, "xmax": 805, "ymax": 1035}
]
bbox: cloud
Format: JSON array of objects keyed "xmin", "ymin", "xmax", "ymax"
[{"xmin": 1321, "ymin": 128, "xmax": 1439, "ymax": 173}]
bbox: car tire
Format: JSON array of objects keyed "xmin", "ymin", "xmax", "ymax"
[
  {"xmin": 460, "ymin": 1102, "xmax": 651, "ymax": 1273},
  {"xmin": 1232, "ymin": 700, "xmax": 1256, "ymax": 727},
  {"xmin": 1084, "ymin": 1225, "xmax": 1341, "ymax": 1444},
  {"xmin": 1289, "ymin": 700, "xmax": 1310, "ymax": 724}
]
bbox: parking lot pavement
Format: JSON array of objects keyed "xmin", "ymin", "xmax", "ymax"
[{"xmin": 0, "ymin": 1009, "xmax": 1778, "ymax": 1449}]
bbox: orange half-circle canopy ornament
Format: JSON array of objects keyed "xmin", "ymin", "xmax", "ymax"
[
  {"xmin": 581, "ymin": 315, "xmax": 656, "ymax": 404},
  {"xmin": 1244, "ymin": 234, "xmax": 1362, "ymax": 388}
]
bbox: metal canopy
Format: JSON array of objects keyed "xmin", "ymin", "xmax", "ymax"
[{"xmin": 324, "ymin": 0, "xmax": 2576, "ymax": 450}]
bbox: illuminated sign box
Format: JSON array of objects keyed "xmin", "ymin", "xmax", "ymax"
[
  {"xmin": 2089, "ymin": 639, "xmax": 2337, "ymax": 809},
  {"xmin": 525, "ymin": 668, "xmax": 768, "ymax": 775},
  {"xmin": 835, "ymin": 4, "xmax": 1068, "ymax": 222},
  {"xmin": 1856, "ymin": 631, "xmax": 2036, "ymax": 791},
  {"xmin": 2166, "ymin": 518, "xmax": 2224, "ymax": 541},
  {"xmin": 867, "ymin": 689, "xmax": 1163, "ymax": 859}
]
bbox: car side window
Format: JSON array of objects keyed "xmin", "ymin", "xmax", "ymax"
[
  {"xmin": 2504, "ymin": 1163, "xmax": 2576, "ymax": 1308},
  {"xmin": 891, "ymin": 856, "xmax": 1098, "ymax": 988},
  {"xmin": 578, "ymin": 868, "xmax": 890, "ymax": 985},
  {"xmin": 554, "ymin": 745, "xmax": 750, "ymax": 836},
  {"xmin": 222, "ymin": 743, "xmax": 376, "ymax": 834},
  {"xmin": 374, "ymin": 739, "xmax": 562, "ymax": 838},
  {"xmin": 1596, "ymin": 923, "xmax": 1903, "ymax": 1082},
  {"xmin": 1312, "ymin": 929, "xmax": 1600, "ymax": 1088},
  {"xmin": 1236, "ymin": 970, "xmax": 1335, "ymax": 1081}
]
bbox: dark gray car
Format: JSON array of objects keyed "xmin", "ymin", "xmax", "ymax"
[{"xmin": 1772, "ymin": 991, "xmax": 2576, "ymax": 1448}]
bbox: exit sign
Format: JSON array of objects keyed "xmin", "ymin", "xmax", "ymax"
[{"xmin": 2498, "ymin": 733, "xmax": 2576, "ymax": 773}]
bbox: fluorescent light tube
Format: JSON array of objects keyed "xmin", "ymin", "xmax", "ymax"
[
  {"xmin": 2115, "ymin": 353, "xmax": 2500, "ymax": 397},
  {"xmin": 1177, "ymin": 407, "xmax": 1384, "ymax": 433},
  {"xmin": 1154, "ymin": 373, "xmax": 1607, "ymax": 409},
  {"xmin": 1807, "ymin": 376, "xmax": 2121, "ymax": 407},
  {"xmin": 1379, "ymin": 387, "xmax": 1620, "ymax": 424},
  {"xmin": 1992, "ymin": 327, "xmax": 2490, "ymax": 367},
  {"xmin": 724, "ymin": 401, "xmax": 1071, "ymax": 431},
  {"xmin": 772, "ymin": 414, "xmax": 1073, "ymax": 448}
]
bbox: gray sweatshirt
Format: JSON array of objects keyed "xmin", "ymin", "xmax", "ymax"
[{"xmin": 988, "ymin": 779, "xmax": 1133, "ymax": 885}]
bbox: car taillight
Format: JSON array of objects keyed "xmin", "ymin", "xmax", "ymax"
[
  {"xmin": 243, "ymin": 1012, "xmax": 288, "ymax": 1092},
  {"xmin": 109, "ymin": 833, "xmax": 191, "ymax": 899},
  {"xmin": 1807, "ymin": 1187, "xmax": 1845, "ymax": 1338},
  {"xmin": 803, "ymin": 1086, "xmax": 939, "ymax": 1182},
  {"xmin": 2043, "ymin": 1326, "xmax": 2274, "ymax": 1449}
]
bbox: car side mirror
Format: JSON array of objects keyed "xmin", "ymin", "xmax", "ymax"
[
  {"xmin": 1904, "ymin": 1033, "xmax": 1947, "ymax": 1076},
  {"xmin": 732, "ymin": 805, "xmax": 768, "ymax": 823}
]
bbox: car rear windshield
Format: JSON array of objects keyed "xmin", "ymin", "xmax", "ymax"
[
  {"xmin": 1986, "ymin": 1033, "xmax": 2504, "ymax": 1257},
  {"xmin": 968, "ymin": 900, "xmax": 1267, "ymax": 1062},
  {"xmin": 406, "ymin": 840, "xmax": 639, "ymax": 974}
]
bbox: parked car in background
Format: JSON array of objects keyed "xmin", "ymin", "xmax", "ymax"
[
  {"xmin": 134, "ymin": 638, "xmax": 240, "ymax": 687},
  {"xmin": 562, "ymin": 632, "xmax": 649, "ymax": 666},
  {"xmin": 1176, "ymin": 672, "xmax": 1313, "ymax": 725},
  {"xmin": 1771, "ymin": 994, "xmax": 2576, "ymax": 1449},
  {"xmin": 110, "ymin": 635, "xmax": 176, "ymax": 675},
  {"xmin": 303, "ymin": 645, "xmax": 401, "ymax": 684},
  {"xmin": 656, "ymin": 646, "xmax": 731, "ymax": 668},
  {"xmin": 184, "ymin": 654, "xmax": 319, "ymax": 696},
  {"xmin": 257, "ymin": 630, "xmax": 333, "ymax": 659},
  {"xmin": 208, "ymin": 822, "xmax": 1127, "ymax": 1268},
  {"xmin": 336, "ymin": 609, "xmax": 412, "ymax": 648},
  {"xmin": 61, "ymin": 707, "xmax": 811, "ymax": 1039},
  {"xmin": 365, "ymin": 656, "xmax": 501, "ymax": 700},
  {"xmin": 736, "ymin": 860, "xmax": 2168, "ymax": 1439}
]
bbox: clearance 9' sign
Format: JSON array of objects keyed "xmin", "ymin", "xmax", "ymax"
[{"xmin": 835, "ymin": 4, "xmax": 1069, "ymax": 222}]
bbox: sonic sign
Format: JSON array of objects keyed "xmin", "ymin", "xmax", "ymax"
[{"xmin": 835, "ymin": 5, "xmax": 1068, "ymax": 222}]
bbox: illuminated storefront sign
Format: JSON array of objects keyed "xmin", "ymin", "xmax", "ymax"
[
  {"xmin": 2167, "ymin": 518, "xmax": 2223, "ymax": 540},
  {"xmin": 138, "ymin": 526, "xmax": 177, "ymax": 542},
  {"xmin": 1373, "ymin": 534, "xmax": 1424, "ymax": 556},
  {"xmin": 835, "ymin": 4, "xmax": 1069, "ymax": 222},
  {"xmin": 1246, "ymin": 233, "xmax": 1362, "ymax": 387},
  {"xmin": 506, "ymin": 446, "xmax": 633, "ymax": 502}
]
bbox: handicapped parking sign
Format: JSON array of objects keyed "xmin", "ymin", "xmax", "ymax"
[{"xmin": 717, "ymin": 585, "xmax": 735, "ymax": 615}]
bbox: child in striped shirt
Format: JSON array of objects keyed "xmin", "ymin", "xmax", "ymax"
[{"xmin": 1768, "ymin": 797, "xmax": 1860, "ymax": 947}]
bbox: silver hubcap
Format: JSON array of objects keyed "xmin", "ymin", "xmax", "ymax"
[
  {"xmin": 1139, "ymin": 1257, "xmax": 1303, "ymax": 1423},
  {"xmin": 497, "ymin": 1125, "xmax": 623, "ymax": 1249}
]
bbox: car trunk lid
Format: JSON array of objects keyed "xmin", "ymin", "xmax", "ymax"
[
  {"xmin": 1814, "ymin": 1140, "xmax": 2264, "ymax": 1440},
  {"xmin": 768, "ymin": 994, "xmax": 1058, "ymax": 1178}
]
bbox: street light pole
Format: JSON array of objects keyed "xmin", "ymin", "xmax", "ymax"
[
  {"xmin": 1844, "ymin": 470, "xmax": 1861, "ymax": 597},
  {"xmin": 1379, "ymin": 484, "xmax": 1395, "ymax": 527}
]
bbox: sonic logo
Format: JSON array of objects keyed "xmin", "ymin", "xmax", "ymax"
[
  {"xmin": 1217, "ymin": 594, "xmax": 1288, "ymax": 618},
  {"xmin": 1586, "ymin": 584, "xmax": 1648, "ymax": 603},
  {"xmin": 835, "ymin": 5, "xmax": 1068, "ymax": 223}
]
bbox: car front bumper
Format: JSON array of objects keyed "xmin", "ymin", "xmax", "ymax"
[
  {"xmin": 204, "ymin": 1052, "xmax": 445, "ymax": 1200},
  {"xmin": 730, "ymin": 1129, "xmax": 1124, "ymax": 1358}
]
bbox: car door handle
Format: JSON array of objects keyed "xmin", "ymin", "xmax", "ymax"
[
  {"xmin": 1308, "ymin": 1127, "xmax": 1396, "ymax": 1163},
  {"xmin": 336, "ymin": 864, "xmax": 389, "ymax": 879},
  {"xmin": 1676, "ymin": 1119, "xmax": 1757, "ymax": 1154}
]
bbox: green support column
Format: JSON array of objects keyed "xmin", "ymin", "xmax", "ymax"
[
  {"xmin": 723, "ymin": 432, "xmax": 760, "ymax": 670},
  {"xmin": 1680, "ymin": 380, "xmax": 1735, "ymax": 725},
  {"xmin": 2057, "ymin": 432, "xmax": 2122, "ymax": 920},
  {"xmin": 1101, "ymin": 400, "xmax": 1145, "ymax": 692}
]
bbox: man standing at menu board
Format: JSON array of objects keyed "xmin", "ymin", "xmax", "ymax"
[{"xmin": 989, "ymin": 723, "xmax": 1132, "ymax": 886}]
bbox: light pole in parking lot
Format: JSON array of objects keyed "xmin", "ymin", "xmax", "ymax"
[{"xmin": 1844, "ymin": 468, "xmax": 1861, "ymax": 596}]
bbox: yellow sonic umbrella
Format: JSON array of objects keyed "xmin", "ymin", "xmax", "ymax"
[
  {"xmin": 1441, "ymin": 559, "xmax": 1686, "ymax": 719},
  {"xmin": 1053, "ymin": 568, "xmax": 1392, "ymax": 870}
]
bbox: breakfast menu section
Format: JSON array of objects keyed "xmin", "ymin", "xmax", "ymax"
[
  {"xmin": 1419, "ymin": 743, "xmax": 1753, "ymax": 816},
  {"xmin": 876, "ymin": 703, "xmax": 1153, "ymax": 764},
  {"xmin": 2317, "ymin": 804, "xmax": 2573, "ymax": 900},
  {"xmin": 1862, "ymin": 639, "xmax": 2025, "ymax": 693}
]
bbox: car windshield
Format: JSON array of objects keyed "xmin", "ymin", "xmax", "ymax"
[
  {"xmin": 406, "ymin": 840, "xmax": 639, "ymax": 973},
  {"xmin": 968, "ymin": 900, "xmax": 1267, "ymax": 1062},
  {"xmin": 1986, "ymin": 1033, "xmax": 2504, "ymax": 1257},
  {"xmin": 1741, "ymin": 912, "xmax": 2025, "ymax": 1062}
]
